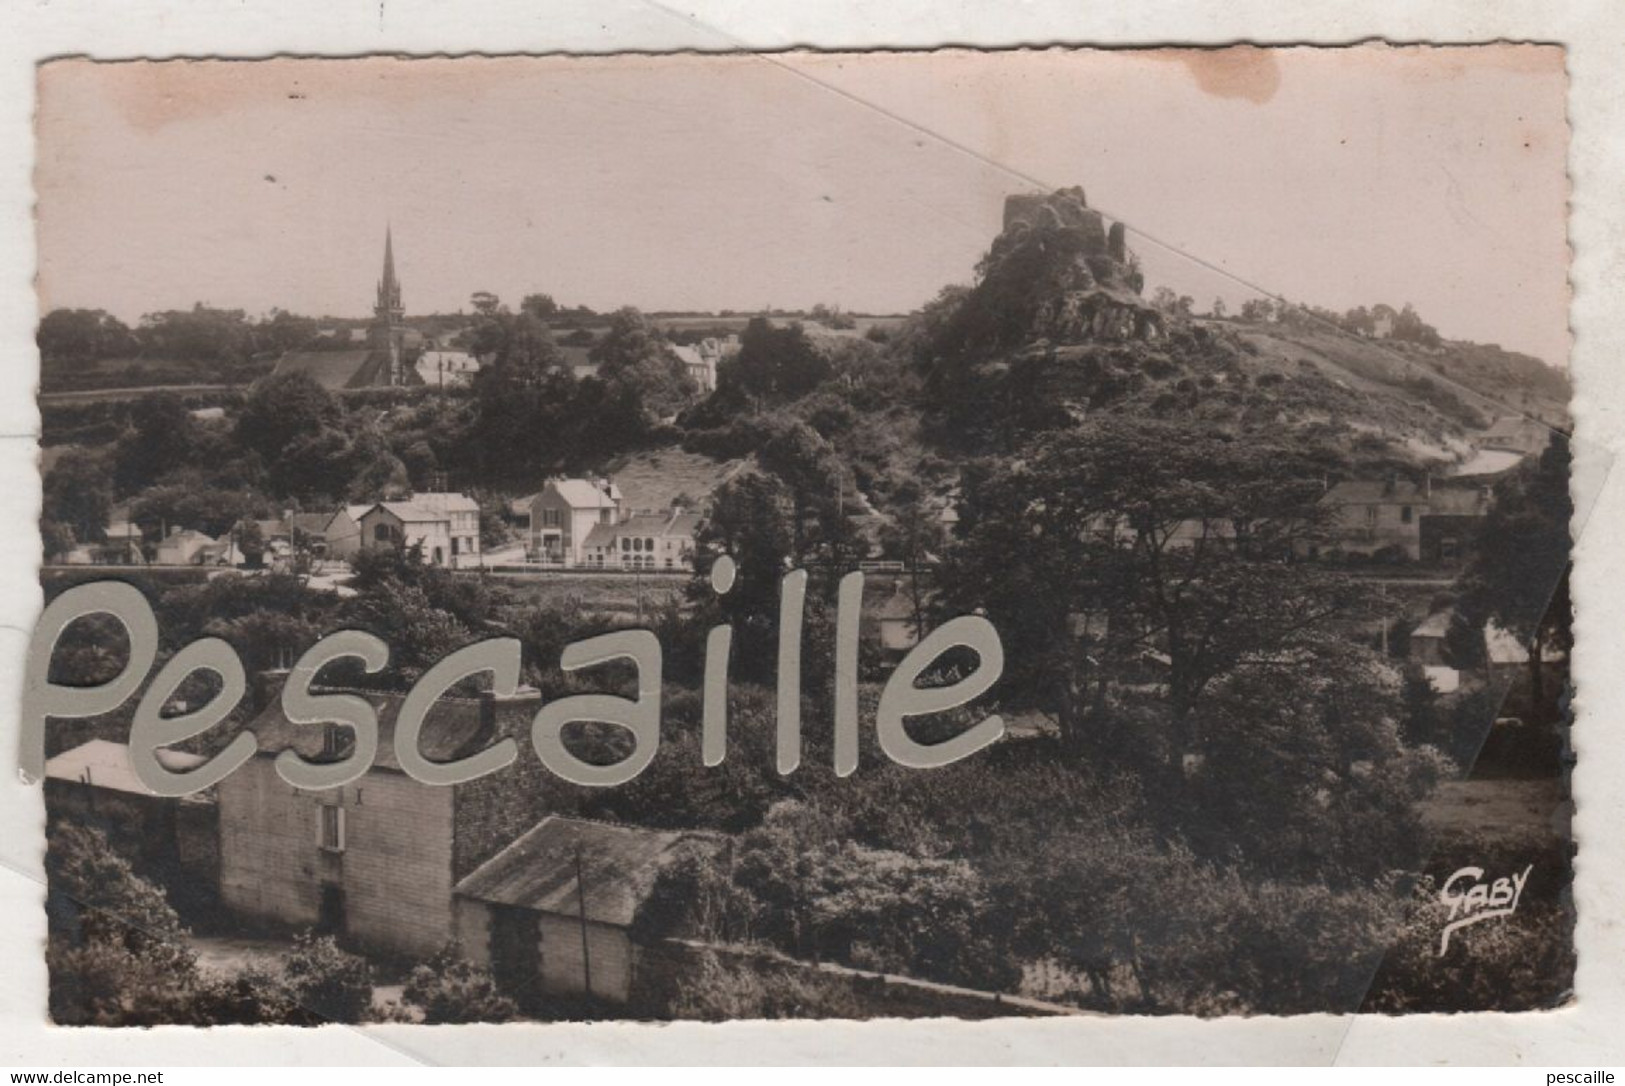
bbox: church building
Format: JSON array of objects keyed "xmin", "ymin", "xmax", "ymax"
[{"xmin": 271, "ymin": 228, "xmax": 424, "ymax": 390}]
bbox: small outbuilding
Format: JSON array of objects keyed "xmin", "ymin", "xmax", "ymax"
[{"xmin": 452, "ymin": 816, "xmax": 715, "ymax": 1004}]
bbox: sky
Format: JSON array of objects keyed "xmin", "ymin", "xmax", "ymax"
[{"xmin": 34, "ymin": 46, "xmax": 1570, "ymax": 365}]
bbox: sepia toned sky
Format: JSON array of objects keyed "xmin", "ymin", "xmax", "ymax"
[{"xmin": 35, "ymin": 46, "xmax": 1570, "ymax": 365}]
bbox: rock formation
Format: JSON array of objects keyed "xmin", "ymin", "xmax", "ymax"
[{"xmin": 980, "ymin": 187, "xmax": 1161, "ymax": 345}]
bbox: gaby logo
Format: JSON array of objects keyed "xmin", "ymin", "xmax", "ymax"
[{"xmin": 1438, "ymin": 864, "xmax": 1533, "ymax": 955}]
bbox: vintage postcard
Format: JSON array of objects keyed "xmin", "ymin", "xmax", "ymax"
[{"xmin": 21, "ymin": 45, "xmax": 1579, "ymax": 1030}]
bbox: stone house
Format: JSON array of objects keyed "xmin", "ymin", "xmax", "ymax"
[
  {"xmin": 217, "ymin": 686, "xmax": 552, "ymax": 958},
  {"xmin": 45, "ymin": 739, "xmax": 220, "ymax": 910},
  {"xmin": 452, "ymin": 816, "xmax": 716, "ymax": 1003},
  {"xmin": 1320, "ymin": 477, "xmax": 1490, "ymax": 562},
  {"xmin": 528, "ymin": 479, "xmax": 622, "ymax": 566},
  {"xmin": 669, "ymin": 344, "xmax": 715, "ymax": 394}
]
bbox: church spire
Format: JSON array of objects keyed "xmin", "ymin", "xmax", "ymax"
[{"xmin": 375, "ymin": 226, "xmax": 403, "ymax": 320}]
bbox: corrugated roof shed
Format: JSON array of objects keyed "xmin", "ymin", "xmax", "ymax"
[{"xmin": 454, "ymin": 816, "xmax": 704, "ymax": 926}]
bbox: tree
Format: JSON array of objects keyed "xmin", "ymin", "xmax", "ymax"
[
  {"xmin": 468, "ymin": 311, "xmax": 574, "ymax": 481},
  {"xmin": 43, "ymin": 448, "xmax": 114, "ymax": 542},
  {"xmin": 136, "ymin": 304, "xmax": 255, "ymax": 365},
  {"xmin": 45, "ymin": 823, "xmax": 200, "ymax": 1025},
  {"xmin": 234, "ymin": 519, "xmax": 266, "ymax": 568},
  {"xmin": 691, "ymin": 471, "xmax": 796, "ymax": 683},
  {"xmin": 37, "ymin": 308, "xmax": 136, "ymax": 364},
  {"xmin": 1461, "ymin": 432, "xmax": 1572, "ymax": 717},
  {"xmin": 256, "ymin": 308, "xmax": 320, "ymax": 354},
  {"xmin": 520, "ymin": 293, "xmax": 559, "ymax": 320},
  {"xmin": 236, "ymin": 371, "xmax": 338, "ymax": 462},
  {"xmin": 724, "ymin": 318, "xmax": 831, "ymax": 403},
  {"xmin": 114, "ymin": 391, "xmax": 200, "ymax": 494},
  {"xmin": 470, "ymin": 291, "xmax": 503, "ymax": 317},
  {"xmin": 940, "ymin": 418, "xmax": 1367, "ymax": 757},
  {"xmin": 590, "ymin": 307, "xmax": 699, "ymax": 423}
]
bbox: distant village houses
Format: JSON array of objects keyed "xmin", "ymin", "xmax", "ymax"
[{"xmin": 524, "ymin": 477, "xmax": 700, "ymax": 571}]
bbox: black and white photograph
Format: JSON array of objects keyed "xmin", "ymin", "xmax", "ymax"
[{"xmin": 24, "ymin": 45, "xmax": 1578, "ymax": 1028}]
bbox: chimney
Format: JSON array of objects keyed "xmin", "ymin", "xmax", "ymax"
[
  {"xmin": 479, "ymin": 685, "xmax": 543, "ymax": 741},
  {"xmin": 252, "ymin": 667, "xmax": 291, "ymax": 714},
  {"xmin": 1423, "ymin": 472, "xmax": 1432, "ymax": 499}
]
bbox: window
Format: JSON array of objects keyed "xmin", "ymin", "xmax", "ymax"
[
  {"xmin": 1401, "ymin": 506, "xmax": 1413, "ymax": 524},
  {"xmin": 600, "ymin": 509, "xmax": 614, "ymax": 524},
  {"xmin": 374, "ymin": 524, "xmax": 392, "ymax": 542},
  {"xmin": 542, "ymin": 509, "xmax": 561, "ymax": 528},
  {"xmin": 451, "ymin": 537, "xmax": 460, "ymax": 556},
  {"xmin": 645, "ymin": 538, "xmax": 655, "ymax": 552},
  {"xmin": 317, "ymin": 804, "xmax": 346, "ymax": 852},
  {"xmin": 622, "ymin": 538, "xmax": 632, "ymax": 552},
  {"xmin": 321, "ymin": 723, "xmax": 342, "ymax": 760}
]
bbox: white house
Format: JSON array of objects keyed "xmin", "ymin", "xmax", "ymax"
[
  {"xmin": 579, "ymin": 510, "xmax": 701, "ymax": 571},
  {"xmin": 528, "ymin": 479, "xmax": 623, "ymax": 566},
  {"xmin": 154, "ymin": 528, "xmax": 217, "ymax": 566},
  {"xmin": 358, "ymin": 492, "xmax": 482, "ymax": 569}
]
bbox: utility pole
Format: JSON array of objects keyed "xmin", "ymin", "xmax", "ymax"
[{"xmin": 574, "ymin": 846, "xmax": 592, "ymax": 998}]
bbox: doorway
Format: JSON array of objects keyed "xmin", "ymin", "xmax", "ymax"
[
  {"xmin": 317, "ymin": 884, "xmax": 347, "ymax": 937},
  {"xmin": 488, "ymin": 905, "xmax": 540, "ymax": 997}
]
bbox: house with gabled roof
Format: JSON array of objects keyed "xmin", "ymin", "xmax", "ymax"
[
  {"xmin": 357, "ymin": 492, "xmax": 482, "ymax": 568},
  {"xmin": 1319, "ymin": 476, "xmax": 1491, "ymax": 563},
  {"xmin": 527, "ymin": 478, "xmax": 623, "ymax": 566}
]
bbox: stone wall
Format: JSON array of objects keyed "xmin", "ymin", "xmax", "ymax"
[{"xmin": 634, "ymin": 940, "xmax": 1083, "ymax": 1020}]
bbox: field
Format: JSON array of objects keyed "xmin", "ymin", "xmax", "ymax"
[{"xmin": 601, "ymin": 446, "xmax": 750, "ymax": 512}]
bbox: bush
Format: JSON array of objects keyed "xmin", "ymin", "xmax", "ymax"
[
  {"xmin": 1364, "ymin": 890, "xmax": 1574, "ymax": 1012},
  {"xmin": 400, "ymin": 943, "xmax": 518, "ymax": 1023},
  {"xmin": 280, "ymin": 932, "xmax": 373, "ymax": 1024}
]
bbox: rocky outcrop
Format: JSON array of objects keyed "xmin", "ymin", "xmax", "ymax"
[{"xmin": 979, "ymin": 187, "xmax": 1161, "ymax": 345}]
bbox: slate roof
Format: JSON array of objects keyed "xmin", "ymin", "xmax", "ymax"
[
  {"xmin": 406, "ymin": 492, "xmax": 480, "ymax": 515},
  {"xmin": 274, "ymin": 349, "xmax": 377, "ymax": 391},
  {"xmin": 246, "ymin": 688, "xmax": 539, "ymax": 773},
  {"xmin": 1321, "ymin": 480, "xmax": 1489, "ymax": 516},
  {"xmin": 1322, "ymin": 480, "xmax": 1430, "ymax": 506},
  {"xmin": 375, "ymin": 501, "xmax": 446, "ymax": 524},
  {"xmin": 582, "ymin": 522, "xmax": 619, "ymax": 550},
  {"xmin": 46, "ymin": 739, "xmax": 207, "ymax": 797},
  {"xmin": 619, "ymin": 511, "xmax": 700, "ymax": 538},
  {"xmin": 289, "ymin": 512, "xmax": 336, "ymax": 537},
  {"xmin": 543, "ymin": 479, "xmax": 621, "ymax": 509},
  {"xmin": 454, "ymin": 816, "xmax": 705, "ymax": 926}
]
